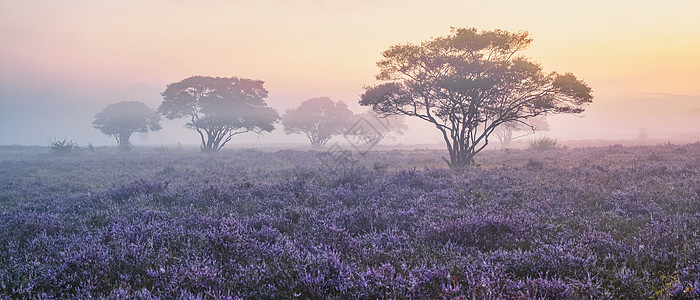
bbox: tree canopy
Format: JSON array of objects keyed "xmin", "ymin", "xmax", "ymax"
[
  {"xmin": 282, "ymin": 97, "xmax": 354, "ymax": 148},
  {"xmin": 92, "ymin": 101, "xmax": 161, "ymax": 151},
  {"xmin": 360, "ymin": 27, "xmax": 593, "ymax": 168},
  {"xmin": 159, "ymin": 76, "xmax": 280, "ymax": 152}
]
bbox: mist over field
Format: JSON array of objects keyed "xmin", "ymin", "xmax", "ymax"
[
  {"xmin": 2, "ymin": 1, "xmax": 700, "ymax": 299},
  {"xmin": 1, "ymin": 0, "xmax": 699, "ymax": 147},
  {"xmin": 2, "ymin": 82, "xmax": 699, "ymax": 147}
]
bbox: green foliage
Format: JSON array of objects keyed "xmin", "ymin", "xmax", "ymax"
[
  {"xmin": 49, "ymin": 138, "xmax": 81, "ymax": 155},
  {"xmin": 527, "ymin": 136, "xmax": 560, "ymax": 151}
]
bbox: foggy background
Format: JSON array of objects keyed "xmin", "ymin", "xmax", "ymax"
[{"xmin": 1, "ymin": 0, "xmax": 699, "ymax": 147}]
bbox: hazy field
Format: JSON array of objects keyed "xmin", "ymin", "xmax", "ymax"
[{"xmin": 1, "ymin": 144, "xmax": 699, "ymax": 299}]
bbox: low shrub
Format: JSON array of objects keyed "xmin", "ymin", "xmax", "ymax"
[
  {"xmin": 49, "ymin": 138, "xmax": 81, "ymax": 155},
  {"xmin": 527, "ymin": 135, "xmax": 560, "ymax": 151}
]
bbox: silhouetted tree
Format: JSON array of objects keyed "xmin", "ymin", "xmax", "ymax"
[
  {"xmin": 93, "ymin": 101, "xmax": 161, "ymax": 151},
  {"xmin": 493, "ymin": 115, "xmax": 549, "ymax": 149},
  {"xmin": 360, "ymin": 27, "xmax": 593, "ymax": 168},
  {"xmin": 159, "ymin": 76, "xmax": 280, "ymax": 152},
  {"xmin": 282, "ymin": 97, "xmax": 354, "ymax": 148}
]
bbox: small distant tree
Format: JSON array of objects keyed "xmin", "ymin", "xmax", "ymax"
[
  {"xmin": 637, "ymin": 127, "xmax": 649, "ymax": 140},
  {"xmin": 351, "ymin": 111, "xmax": 408, "ymax": 145},
  {"xmin": 282, "ymin": 97, "xmax": 354, "ymax": 148},
  {"xmin": 360, "ymin": 27, "xmax": 593, "ymax": 168},
  {"xmin": 159, "ymin": 76, "xmax": 280, "ymax": 152},
  {"xmin": 493, "ymin": 115, "xmax": 549, "ymax": 149},
  {"xmin": 93, "ymin": 101, "xmax": 161, "ymax": 151}
]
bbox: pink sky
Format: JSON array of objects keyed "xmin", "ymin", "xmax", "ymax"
[{"xmin": 1, "ymin": 0, "xmax": 699, "ymax": 145}]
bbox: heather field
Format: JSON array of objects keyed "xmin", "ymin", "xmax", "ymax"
[{"xmin": 1, "ymin": 144, "xmax": 699, "ymax": 299}]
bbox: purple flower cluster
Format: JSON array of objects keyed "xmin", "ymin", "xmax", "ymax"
[{"xmin": 1, "ymin": 144, "xmax": 699, "ymax": 298}]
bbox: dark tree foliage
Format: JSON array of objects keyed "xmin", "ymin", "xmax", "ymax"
[
  {"xmin": 360, "ymin": 27, "xmax": 593, "ymax": 168},
  {"xmin": 282, "ymin": 97, "xmax": 354, "ymax": 148},
  {"xmin": 159, "ymin": 76, "xmax": 280, "ymax": 152},
  {"xmin": 93, "ymin": 101, "xmax": 161, "ymax": 151}
]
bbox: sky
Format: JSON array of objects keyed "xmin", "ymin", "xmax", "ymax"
[{"xmin": 1, "ymin": 0, "xmax": 699, "ymax": 147}]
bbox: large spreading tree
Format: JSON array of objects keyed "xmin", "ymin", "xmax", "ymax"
[
  {"xmin": 159, "ymin": 76, "xmax": 280, "ymax": 152},
  {"xmin": 93, "ymin": 101, "xmax": 161, "ymax": 151},
  {"xmin": 360, "ymin": 27, "xmax": 593, "ymax": 168},
  {"xmin": 282, "ymin": 97, "xmax": 354, "ymax": 148}
]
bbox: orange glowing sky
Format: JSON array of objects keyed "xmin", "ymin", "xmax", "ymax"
[{"xmin": 1, "ymin": 0, "xmax": 699, "ymax": 145}]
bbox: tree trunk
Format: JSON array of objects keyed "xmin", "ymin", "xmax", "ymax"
[
  {"xmin": 443, "ymin": 137, "xmax": 477, "ymax": 169},
  {"xmin": 311, "ymin": 140, "xmax": 324, "ymax": 149},
  {"xmin": 117, "ymin": 133, "xmax": 132, "ymax": 152},
  {"xmin": 200, "ymin": 130, "xmax": 224, "ymax": 153},
  {"xmin": 308, "ymin": 134, "xmax": 329, "ymax": 149},
  {"xmin": 501, "ymin": 130, "xmax": 513, "ymax": 149}
]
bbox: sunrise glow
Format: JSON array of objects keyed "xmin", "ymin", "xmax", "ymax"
[{"xmin": 1, "ymin": 0, "xmax": 699, "ymax": 145}]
